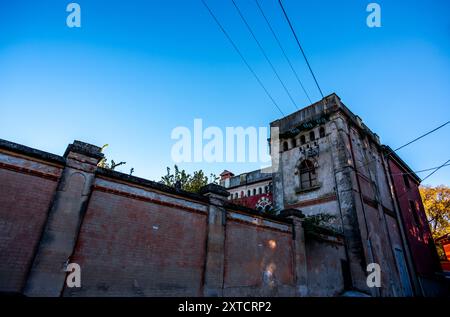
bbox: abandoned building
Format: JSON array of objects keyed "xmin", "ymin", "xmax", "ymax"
[{"xmin": 0, "ymin": 93, "xmax": 447, "ymax": 296}]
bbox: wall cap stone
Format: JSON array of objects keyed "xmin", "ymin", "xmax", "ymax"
[
  {"xmin": 64, "ymin": 140, "xmax": 104, "ymax": 160},
  {"xmin": 199, "ymin": 183, "xmax": 230, "ymax": 198},
  {"xmin": 279, "ymin": 208, "xmax": 305, "ymax": 219},
  {"xmin": 0, "ymin": 138, "xmax": 65, "ymax": 165}
]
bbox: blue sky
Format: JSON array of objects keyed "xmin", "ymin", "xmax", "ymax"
[{"xmin": 0, "ymin": 0, "xmax": 449, "ymax": 185}]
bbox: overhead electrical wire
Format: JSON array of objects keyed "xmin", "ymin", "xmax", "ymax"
[
  {"xmin": 231, "ymin": 0, "xmax": 298, "ymax": 110},
  {"xmin": 201, "ymin": 0, "xmax": 285, "ymax": 116},
  {"xmin": 254, "ymin": 0, "xmax": 312, "ymax": 104},
  {"xmin": 278, "ymin": 0, "xmax": 324, "ymax": 99}
]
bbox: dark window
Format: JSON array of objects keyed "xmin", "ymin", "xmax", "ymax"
[
  {"xmin": 409, "ymin": 200, "xmax": 422, "ymax": 229},
  {"xmin": 240, "ymin": 191, "xmax": 244, "ymax": 198},
  {"xmin": 253, "ymin": 188, "xmax": 256, "ymax": 196},
  {"xmin": 235, "ymin": 193, "xmax": 238, "ymax": 199},
  {"xmin": 292, "ymin": 138, "xmax": 297, "ymax": 148},
  {"xmin": 319, "ymin": 126, "xmax": 325, "ymax": 138},
  {"xmin": 299, "ymin": 160, "xmax": 318, "ymax": 189},
  {"xmin": 247, "ymin": 190, "xmax": 251, "ymax": 197},
  {"xmin": 259, "ymin": 187, "xmax": 262, "ymax": 194},
  {"xmin": 264, "ymin": 186, "xmax": 269, "ymax": 194},
  {"xmin": 403, "ymin": 174, "xmax": 411, "ymax": 189},
  {"xmin": 283, "ymin": 141, "xmax": 288, "ymax": 151},
  {"xmin": 300, "ymin": 135, "xmax": 306, "ymax": 145},
  {"xmin": 309, "ymin": 131, "xmax": 315, "ymax": 141}
]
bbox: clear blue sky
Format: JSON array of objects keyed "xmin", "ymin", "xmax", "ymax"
[{"xmin": 0, "ymin": 0, "xmax": 449, "ymax": 185}]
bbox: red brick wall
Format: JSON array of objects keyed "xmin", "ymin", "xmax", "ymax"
[
  {"xmin": 64, "ymin": 187, "xmax": 208, "ymax": 296},
  {"xmin": 223, "ymin": 218, "xmax": 294, "ymax": 296},
  {"xmin": 0, "ymin": 166, "xmax": 60, "ymax": 293}
]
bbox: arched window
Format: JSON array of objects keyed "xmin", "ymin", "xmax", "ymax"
[
  {"xmin": 291, "ymin": 138, "xmax": 296, "ymax": 148},
  {"xmin": 309, "ymin": 131, "xmax": 315, "ymax": 141},
  {"xmin": 253, "ymin": 188, "xmax": 256, "ymax": 196},
  {"xmin": 319, "ymin": 126, "xmax": 325, "ymax": 138},
  {"xmin": 247, "ymin": 190, "xmax": 251, "ymax": 197},
  {"xmin": 283, "ymin": 141, "xmax": 288, "ymax": 151},
  {"xmin": 240, "ymin": 191, "xmax": 244, "ymax": 198},
  {"xmin": 264, "ymin": 186, "xmax": 269, "ymax": 194},
  {"xmin": 300, "ymin": 135, "xmax": 306, "ymax": 145},
  {"xmin": 299, "ymin": 160, "xmax": 317, "ymax": 189},
  {"xmin": 258, "ymin": 187, "xmax": 262, "ymax": 195},
  {"xmin": 235, "ymin": 193, "xmax": 238, "ymax": 199}
]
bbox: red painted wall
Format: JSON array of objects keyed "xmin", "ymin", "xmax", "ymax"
[
  {"xmin": 231, "ymin": 193, "xmax": 273, "ymax": 211},
  {"xmin": 388, "ymin": 160, "xmax": 441, "ymax": 277}
]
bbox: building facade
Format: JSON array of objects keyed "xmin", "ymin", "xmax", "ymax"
[
  {"xmin": 0, "ymin": 94, "xmax": 447, "ymax": 297},
  {"xmin": 221, "ymin": 93, "xmax": 446, "ymax": 296}
]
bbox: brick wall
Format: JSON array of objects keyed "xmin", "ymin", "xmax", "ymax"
[
  {"xmin": 0, "ymin": 139, "xmax": 307, "ymax": 297},
  {"xmin": 65, "ymin": 181, "xmax": 208, "ymax": 296},
  {"xmin": 0, "ymin": 149, "xmax": 63, "ymax": 293},
  {"xmin": 223, "ymin": 215, "xmax": 295, "ymax": 296}
]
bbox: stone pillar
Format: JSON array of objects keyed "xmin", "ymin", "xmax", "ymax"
[
  {"xmin": 330, "ymin": 117, "xmax": 370, "ymax": 293},
  {"xmin": 280, "ymin": 209, "xmax": 308, "ymax": 296},
  {"xmin": 199, "ymin": 183, "xmax": 229, "ymax": 297},
  {"xmin": 23, "ymin": 141, "xmax": 103, "ymax": 296}
]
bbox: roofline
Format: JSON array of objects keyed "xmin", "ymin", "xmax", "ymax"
[{"xmin": 382, "ymin": 145, "xmax": 421, "ymax": 183}]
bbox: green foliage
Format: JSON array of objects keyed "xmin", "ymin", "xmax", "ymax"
[
  {"xmin": 303, "ymin": 213, "xmax": 339, "ymax": 238},
  {"xmin": 97, "ymin": 144, "xmax": 132, "ymax": 174},
  {"xmin": 160, "ymin": 165, "xmax": 219, "ymax": 193}
]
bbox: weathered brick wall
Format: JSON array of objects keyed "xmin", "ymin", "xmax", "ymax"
[
  {"xmin": 64, "ymin": 178, "xmax": 209, "ymax": 296},
  {"xmin": 0, "ymin": 139, "xmax": 308, "ymax": 297},
  {"xmin": 305, "ymin": 236, "xmax": 346, "ymax": 296},
  {"xmin": 223, "ymin": 213, "xmax": 295, "ymax": 296},
  {"xmin": 0, "ymin": 149, "xmax": 63, "ymax": 293}
]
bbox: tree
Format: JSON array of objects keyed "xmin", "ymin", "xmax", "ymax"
[
  {"xmin": 160, "ymin": 165, "xmax": 218, "ymax": 193},
  {"xmin": 97, "ymin": 144, "xmax": 133, "ymax": 174},
  {"xmin": 420, "ymin": 185, "xmax": 450, "ymax": 240}
]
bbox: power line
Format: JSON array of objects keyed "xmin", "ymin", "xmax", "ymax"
[
  {"xmin": 254, "ymin": 0, "xmax": 312, "ymax": 104},
  {"xmin": 393, "ymin": 121, "xmax": 450, "ymax": 152},
  {"xmin": 356, "ymin": 120, "xmax": 450, "ymax": 171},
  {"xmin": 201, "ymin": 0, "xmax": 285, "ymax": 116},
  {"xmin": 420, "ymin": 159, "xmax": 450, "ymax": 184},
  {"xmin": 278, "ymin": 0, "xmax": 324, "ymax": 99},
  {"xmin": 391, "ymin": 163, "xmax": 450, "ymax": 176},
  {"xmin": 231, "ymin": 0, "xmax": 298, "ymax": 110},
  {"xmin": 396, "ymin": 158, "xmax": 450, "ymax": 200}
]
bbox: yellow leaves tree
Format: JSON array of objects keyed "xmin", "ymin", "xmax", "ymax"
[{"xmin": 420, "ymin": 185, "xmax": 450, "ymax": 240}]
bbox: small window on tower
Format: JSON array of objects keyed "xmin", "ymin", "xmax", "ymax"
[
  {"xmin": 300, "ymin": 135, "xmax": 306, "ymax": 145},
  {"xmin": 403, "ymin": 174, "xmax": 411, "ymax": 189},
  {"xmin": 319, "ymin": 126, "xmax": 325, "ymax": 138},
  {"xmin": 409, "ymin": 200, "xmax": 422, "ymax": 229}
]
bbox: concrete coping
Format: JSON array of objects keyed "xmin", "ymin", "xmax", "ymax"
[
  {"xmin": 279, "ymin": 208, "xmax": 305, "ymax": 219},
  {"xmin": 198, "ymin": 183, "xmax": 230, "ymax": 198},
  {"xmin": 0, "ymin": 138, "xmax": 65, "ymax": 165},
  {"xmin": 63, "ymin": 140, "xmax": 104, "ymax": 160}
]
